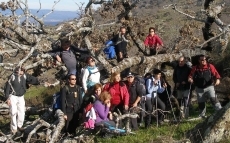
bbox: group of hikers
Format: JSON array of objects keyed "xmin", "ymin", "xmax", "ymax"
[{"xmin": 3, "ymin": 26, "xmax": 223, "ymax": 138}]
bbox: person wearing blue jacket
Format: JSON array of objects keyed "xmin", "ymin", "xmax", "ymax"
[
  {"xmin": 103, "ymin": 40, "xmax": 116, "ymax": 60},
  {"xmin": 145, "ymin": 69, "xmax": 166, "ymax": 128}
]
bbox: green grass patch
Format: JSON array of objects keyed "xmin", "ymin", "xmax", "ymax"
[
  {"xmin": 24, "ymin": 85, "xmax": 60, "ymax": 106},
  {"xmin": 96, "ymin": 103, "xmax": 216, "ymax": 143},
  {"xmin": 96, "ymin": 120, "xmax": 202, "ymax": 143},
  {"xmin": 21, "ymin": 86, "xmax": 218, "ymax": 142}
]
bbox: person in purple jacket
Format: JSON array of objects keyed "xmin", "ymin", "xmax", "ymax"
[{"xmin": 93, "ymin": 91, "xmax": 115, "ymax": 127}]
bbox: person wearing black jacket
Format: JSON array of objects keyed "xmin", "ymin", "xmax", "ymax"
[
  {"xmin": 125, "ymin": 72, "xmax": 143, "ymax": 130},
  {"xmin": 61, "ymin": 74, "xmax": 83, "ymax": 135},
  {"xmin": 173, "ymin": 56, "xmax": 192, "ymax": 118},
  {"xmin": 5, "ymin": 67, "xmax": 40, "ymax": 135},
  {"xmin": 111, "ymin": 27, "xmax": 129, "ymax": 62},
  {"xmin": 48, "ymin": 37, "xmax": 89, "ymax": 76}
]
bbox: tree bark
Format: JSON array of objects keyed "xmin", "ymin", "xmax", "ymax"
[
  {"xmin": 49, "ymin": 109, "xmax": 65, "ymax": 143},
  {"xmin": 187, "ymin": 102, "xmax": 230, "ymax": 143}
]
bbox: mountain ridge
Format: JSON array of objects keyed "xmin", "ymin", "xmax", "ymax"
[{"xmin": 0, "ymin": 9, "xmax": 79, "ymax": 26}]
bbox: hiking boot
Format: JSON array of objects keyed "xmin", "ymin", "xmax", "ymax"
[
  {"xmin": 11, "ymin": 130, "xmax": 17, "ymax": 136},
  {"xmin": 12, "ymin": 130, "xmax": 23, "ymax": 140},
  {"xmin": 15, "ymin": 131, "xmax": 23, "ymax": 137},
  {"xmin": 18, "ymin": 127, "xmax": 24, "ymax": 132}
]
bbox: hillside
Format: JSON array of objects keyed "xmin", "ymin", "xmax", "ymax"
[{"xmin": 0, "ymin": 0, "xmax": 230, "ymax": 142}]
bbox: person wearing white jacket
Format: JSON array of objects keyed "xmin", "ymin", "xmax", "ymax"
[{"xmin": 82, "ymin": 57, "xmax": 100, "ymax": 94}]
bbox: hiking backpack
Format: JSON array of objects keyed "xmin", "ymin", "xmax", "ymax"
[
  {"xmin": 80, "ymin": 66, "xmax": 100, "ymax": 88},
  {"xmin": 103, "ymin": 40, "xmax": 116, "ymax": 59},
  {"xmin": 52, "ymin": 92, "xmax": 62, "ymax": 111},
  {"xmin": 83, "ymin": 102, "xmax": 96, "ymax": 129},
  {"xmin": 4, "ymin": 74, "xmax": 27, "ymax": 99},
  {"xmin": 52, "ymin": 85, "xmax": 79, "ymax": 111},
  {"xmin": 193, "ymin": 64, "xmax": 213, "ymax": 88},
  {"xmin": 134, "ymin": 75, "xmax": 147, "ymax": 96}
]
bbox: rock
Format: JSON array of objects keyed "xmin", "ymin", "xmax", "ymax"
[{"xmin": 187, "ymin": 102, "xmax": 230, "ymax": 143}]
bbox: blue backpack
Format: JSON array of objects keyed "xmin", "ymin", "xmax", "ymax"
[
  {"xmin": 53, "ymin": 92, "xmax": 61, "ymax": 110},
  {"xmin": 103, "ymin": 40, "xmax": 116, "ymax": 59},
  {"xmin": 52, "ymin": 86, "xmax": 71, "ymax": 111}
]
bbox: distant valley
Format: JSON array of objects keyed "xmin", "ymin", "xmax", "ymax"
[{"xmin": 0, "ymin": 9, "xmax": 79, "ymax": 26}]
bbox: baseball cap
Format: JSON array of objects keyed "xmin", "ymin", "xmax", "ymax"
[{"xmin": 126, "ymin": 72, "xmax": 134, "ymax": 77}]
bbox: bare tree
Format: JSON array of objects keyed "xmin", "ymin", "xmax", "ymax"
[{"xmin": 0, "ymin": 0, "xmax": 228, "ymax": 142}]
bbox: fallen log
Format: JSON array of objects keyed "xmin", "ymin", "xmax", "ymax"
[
  {"xmin": 49, "ymin": 109, "xmax": 65, "ymax": 143},
  {"xmin": 26, "ymin": 119, "xmax": 50, "ymax": 143},
  {"xmin": 187, "ymin": 102, "xmax": 230, "ymax": 143},
  {"xmin": 111, "ymin": 48, "xmax": 206, "ymax": 73}
]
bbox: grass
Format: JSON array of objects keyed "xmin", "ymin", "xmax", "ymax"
[
  {"xmin": 96, "ymin": 103, "xmax": 216, "ymax": 143},
  {"xmin": 95, "ymin": 120, "xmax": 202, "ymax": 143},
  {"xmin": 24, "ymin": 85, "xmax": 60, "ymax": 106},
  {"xmin": 1, "ymin": 86, "xmax": 218, "ymax": 142}
]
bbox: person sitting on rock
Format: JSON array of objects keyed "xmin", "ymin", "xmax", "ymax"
[
  {"xmin": 48, "ymin": 37, "xmax": 88, "ymax": 76},
  {"xmin": 144, "ymin": 27, "xmax": 169, "ymax": 71},
  {"xmin": 111, "ymin": 26, "xmax": 129, "ymax": 62},
  {"xmin": 93, "ymin": 91, "xmax": 115, "ymax": 127}
]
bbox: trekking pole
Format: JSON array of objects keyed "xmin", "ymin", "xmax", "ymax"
[
  {"xmin": 155, "ymin": 93, "xmax": 158, "ymax": 128},
  {"xmin": 184, "ymin": 83, "xmax": 192, "ymax": 119},
  {"xmin": 165, "ymin": 87, "xmax": 177, "ymax": 122}
]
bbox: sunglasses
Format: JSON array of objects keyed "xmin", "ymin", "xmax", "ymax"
[
  {"xmin": 70, "ymin": 78, "xmax": 76, "ymax": 80},
  {"xmin": 90, "ymin": 59, "xmax": 95, "ymax": 62},
  {"xmin": 150, "ymin": 31, "xmax": 154, "ymax": 32}
]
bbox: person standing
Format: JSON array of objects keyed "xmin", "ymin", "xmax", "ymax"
[
  {"xmin": 125, "ymin": 72, "xmax": 143, "ymax": 130},
  {"xmin": 5, "ymin": 67, "xmax": 40, "ymax": 135},
  {"xmin": 61, "ymin": 74, "xmax": 82, "ymax": 135},
  {"xmin": 145, "ymin": 69, "xmax": 166, "ymax": 128},
  {"xmin": 188, "ymin": 55, "xmax": 222, "ymax": 118},
  {"xmin": 111, "ymin": 27, "xmax": 129, "ymax": 62},
  {"xmin": 82, "ymin": 56, "xmax": 100, "ymax": 95},
  {"xmin": 144, "ymin": 27, "xmax": 163, "ymax": 56},
  {"xmin": 173, "ymin": 56, "xmax": 192, "ymax": 118}
]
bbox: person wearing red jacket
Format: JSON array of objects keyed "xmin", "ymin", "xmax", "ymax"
[
  {"xmin": 144, "ymin": 27, "xmax": 163, "ymax": 56},
  {"xmin": 188, "ymin": 55, "xmax": 222, "ymax": 118},
  {"xmin": 103, "ymin": 71, "xmax": 129, "ymax": 114},
  {"xmin": 144, "ymin": 27, "xmax": 169, "ymax": 71}
]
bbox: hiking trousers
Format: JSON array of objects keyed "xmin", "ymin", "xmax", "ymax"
[
  {"xmin": 196, "ymin": 85, "xmax": 222, "ymax": 116},
  {"xmin": 177, "ymin": 89, "xmax": 190, "ymax": 107},
  {"xmin": 65, "ymin": 111, "xmax": 81, "ymax": 135},
  {"xmin": 9, "ymin": 95, "xmax": 25, "ymax": 133},
  {"xmin": 145, "ymin": 96, "xmax": 165, "ymax": 127}
]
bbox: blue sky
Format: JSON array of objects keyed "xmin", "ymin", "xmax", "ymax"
[{"xmin": 0, "ymin": 0, "xmax": 89, "ymax": 11}]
